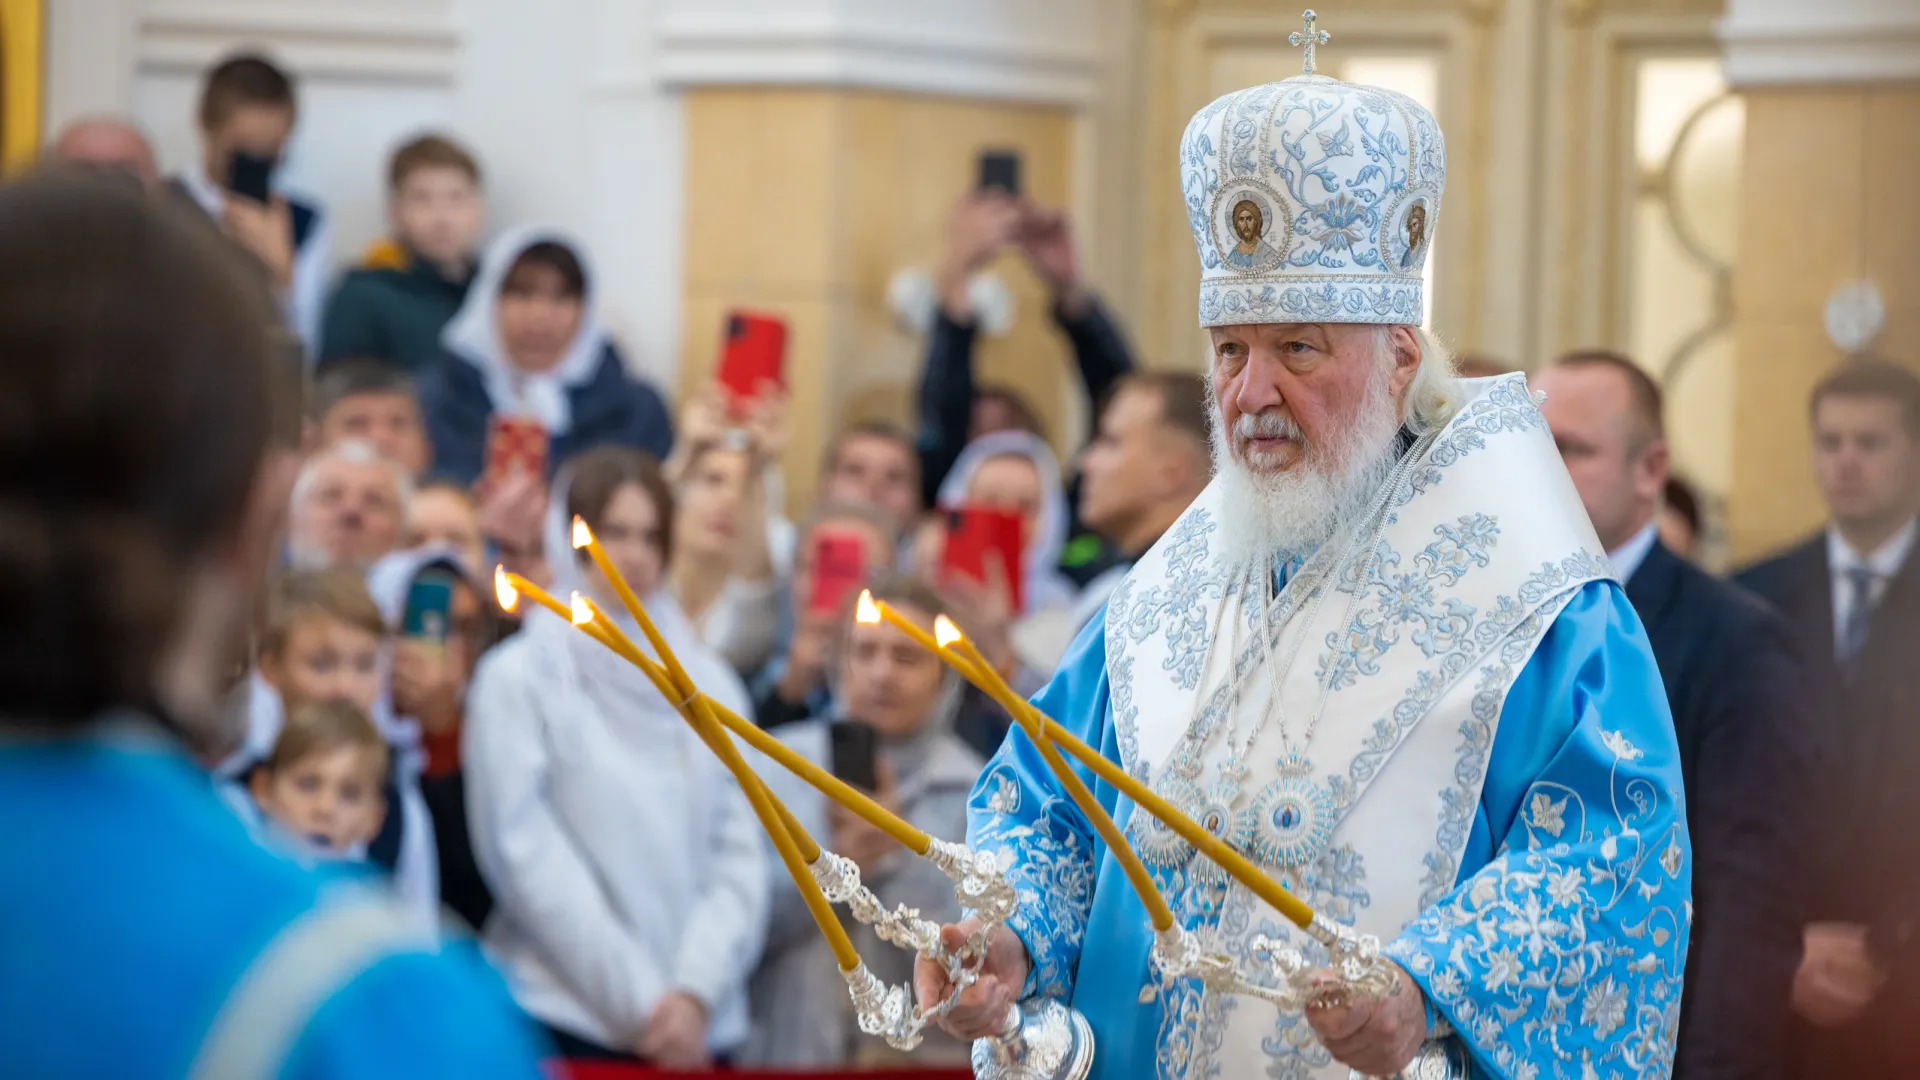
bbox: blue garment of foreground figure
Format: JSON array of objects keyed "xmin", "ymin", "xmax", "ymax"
[
  {"xmin": 970, "ymin": 580, "xmax": 1691, "ymax": 1080},
  {"xmin": 0, "ymin": 727, "xmax": 547, "ymax": 1079}
]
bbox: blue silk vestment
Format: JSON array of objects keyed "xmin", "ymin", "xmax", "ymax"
[{"xmin": 969, "ymin": 579, "xmax": 1691, "ymax": 1080}]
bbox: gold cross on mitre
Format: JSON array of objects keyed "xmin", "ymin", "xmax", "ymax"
[{"xmin": 1289, "ymin": 9, "xmax": 1331, "ymax": 75}]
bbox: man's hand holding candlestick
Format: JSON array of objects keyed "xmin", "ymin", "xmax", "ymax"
[
  {"xmin": 916, "ymin": 916, "xmax": 1030, "ymax": 1041},
  {"xmin": 1304, "ymin": 962, "xmax": 1428, "ymax": 1076}
]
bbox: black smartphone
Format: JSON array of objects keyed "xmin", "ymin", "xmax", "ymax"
[
  {"xmin": 978, "ymin": 149, "xmax": 1021, "ymax": 196},
  {"xmin": 829, "ymin": 721, "xmax": 880, "ymax": 792},
  {"xmin": 226, "ymin": 152, "xmax": 276, "ymax": 204}
]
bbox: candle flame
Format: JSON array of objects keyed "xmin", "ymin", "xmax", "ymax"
[
  {"xmin": 571, "ymin": 516, "xmax": 592, "ymax": 550},
  {"xmin": 934, "ymin": 615, "xmax": 965, "ymax": 648},
  {"xmin": 855, "ymin": 590, "xmax": 881, "ymax": 625},
  {"xmin": 570, "ymin": 592, "xmax": 593, "ymax": 626},
  {"xmin": 494, "ymin": 566, "xmax": 519, "ymax": 612}
]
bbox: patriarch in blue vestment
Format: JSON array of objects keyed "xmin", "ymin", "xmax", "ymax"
[{"xmin": 916, "ymin": 25, "xmax": 1691, "ymax": 1080}]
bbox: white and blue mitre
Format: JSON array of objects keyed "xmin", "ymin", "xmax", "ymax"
[{"xmin": 1182, "ymin": 58, "xmax": 1442, "ymax": 326}]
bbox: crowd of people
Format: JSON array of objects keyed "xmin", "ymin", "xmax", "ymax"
[{"xmin": 13, "ymin": 45, "xmax": 1916, "ymax": 1080}]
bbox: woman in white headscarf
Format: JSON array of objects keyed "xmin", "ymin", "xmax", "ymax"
[
  {"xmin": 462, "ymin": 445, "xmax": 767, "ymax": 1066},
  {"xmin": 417, "ymin": 226, "xmax": 675, "ymax": 488},
  {"xmin": 928, "ymin": 429, "xmax": 1081, "ymax": 676},
  {"xmin": 365, "ymin": 545, "xmax": 496, "ymax": 932},
  {"xmin": 740, "ymin": 573, "xmax": 984, "ymax": 1068}
]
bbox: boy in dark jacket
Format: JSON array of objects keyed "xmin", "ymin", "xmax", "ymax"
[{"xmin": 319, "ymin": 135, "xmax": 484, "ymax": 373}]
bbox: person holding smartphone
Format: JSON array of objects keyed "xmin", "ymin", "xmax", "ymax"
[
  {"xmin": 171, "ymin": 52, "xmax": 332, "ymax": 356},
  {"xmin": 914, "ymin": 162, "xmax": 1138, "ymax": 554},
  {"xmin": 740, "ymin": 574, "xmax": 984, "ymax": 1069}
]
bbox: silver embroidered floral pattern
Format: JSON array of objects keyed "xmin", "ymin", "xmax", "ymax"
[
  {"xmin": 1387, "ymin": 708, "xmax": 1692, "ymax": 1080},
  {"xmin": 1530, "ymin": 793, "xmax": 1567, "ymax": 839}
]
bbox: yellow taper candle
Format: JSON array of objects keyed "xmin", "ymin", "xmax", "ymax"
[
  {"xmin": 926, "ymin": 610, "xmax": 1317, "ymax": 931},
  {"xmin": 858, "ymin": 591, "xmax": 1176, "ymax": 931},
  {"xmin": 495, "ymin": 564, "xmax": 858, "ymax": 968},
  {"xmin": 567, "ymin": 593, "xmax": 859, "ymax": 970}
]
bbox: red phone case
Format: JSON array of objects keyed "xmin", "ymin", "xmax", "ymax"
[
  {"xmin": 941, "ymin": 506, "xmax": 1025, "ymax": 615},
  {"xmin": 481, "ymin": 414, "xmax": 549, "ymax": 495},
  {"xmin": 718, "ymin": 311, "xmax": 787, "ymax": 412},
  {"xmin": 810, "ymin": 531, "xmax": 869, "ymax": 616}
]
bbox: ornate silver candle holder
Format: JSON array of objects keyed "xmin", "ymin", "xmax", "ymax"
[
  {"xmin": 969, "ymin": 999, "xmax": 1096, "ymax": 1080},
  {"xmin": 811, "ymin": 840, "xmax": 1019, "ymax": 1052}
]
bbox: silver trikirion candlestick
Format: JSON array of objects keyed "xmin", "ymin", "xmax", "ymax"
[{"xmin": 970, "ymin": 999, "xmax": 1095, "ymax": 1080}]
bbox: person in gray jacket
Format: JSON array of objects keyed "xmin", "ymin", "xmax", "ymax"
[{"xmin": 741, "ymin": 573, "xmax": 987, "ymax": 1068}]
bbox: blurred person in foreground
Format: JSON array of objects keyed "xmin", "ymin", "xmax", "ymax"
[
  {"xmin": 1536, "ymin": 349, "xmax": 1809, "ymax": 1079},
  {"xmin": 742, "ymin": 574, "xmax": 983, "ymax": 1069},
  {"xmin": 287, "ymin": 439, "xmax": 412, "ymax": 570},
  {"xmin": 464, "ymin": 446, "xmax": 766, "ymax": 1066},
  {"xmin": 918, "ymin": 59, "xmax": 1688, "ymax": 1078},
  {"xmin": 420, "ymin": 227, "xmax": 674, "ymax": 487},
  {"xmin": 0, "ymin": 171, "xmax": 542, "ymax": 1078},
  {"xmin": 1737, "ymin": 357, "xmax": 1920, "ymax": 1076},
  {"xmin": 320, "ymin": 134, "xmax": 485, "ymax": 372},
  {"xmin": 48, "ymin": 115, "xmax": 159, "ymax": 189},
  {"xmin": 172, "ymin": 52, "xmax": 332, "ymax": 353}
]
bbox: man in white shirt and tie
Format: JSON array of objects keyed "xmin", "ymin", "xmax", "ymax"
[{"xmin": 1740, "ymin": 356, "xmax": 1920, "ymax": 1077}]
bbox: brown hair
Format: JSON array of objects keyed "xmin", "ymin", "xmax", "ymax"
[
  {"xmin": 1810, "ymin": 356, "xmax": 1920, "ymax": 439},
  {"xmin": 310, "ymin": 357, "xmax": 417, "ymax": 424},
  {"xmin": 825, "ymin": 421, "xmax": 916, "ymax": 472},
  {"xmin": 198, "ymin": 53, "xmax": 296, "ymax": 131},
  {"xmin": 1118, "ymin": 371, "xmax": 1210, "ymax": 448},
  {"xmin": 565, "ymin": 447, "xmax": 676, "ymax": 565},
  {"xmin": 0, "ymin": 171, "xmax": 283, "ymax": 723},
  {"xmin": 1550, "ymin": 349, "xmax": 1665, "ymax": 447},
  {"xmin": 503, "ymin": 241, "xmax": 586, "ymax": 300},
  {"xmin": 862, "ymin": 572, "xmax": 946, "ymax": 624},
  {"xmin": 263, "ymin": 697, "xmax": 389, "ymax": 780},
  {"xmin": 975, "ymin": 384, "xmax": 1044, "ymax": 440},
  {"xmin": 259, "ymin": 569, "xmax": 387, "ymax": 659},
  {"xmin": 387, "ymin": 133, "xmax": 481, "ymax": 191}
]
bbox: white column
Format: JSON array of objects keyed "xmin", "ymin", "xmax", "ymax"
[{"xmin": 1720, "ymin": 0, "xmax": 1920, "ymax": 85}]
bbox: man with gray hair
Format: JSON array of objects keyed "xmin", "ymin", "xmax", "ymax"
[
  {"xmin": 287, "ymin": 440, "xmax": 411, "ymax": 569},
  {"xmin": 918, "ymin": 17, "xmax": 1689, "ymax": 1079}
]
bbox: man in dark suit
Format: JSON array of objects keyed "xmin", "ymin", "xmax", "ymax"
[
  {"xmin": 1536, "ymin": 351, "xmax": 1811, "ymax": 1080},
  {"xmin": 1737, "ymin": 357, "xmax": 1920, "ymax": 1076}
]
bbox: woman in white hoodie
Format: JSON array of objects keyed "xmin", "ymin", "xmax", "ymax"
[{"xmin": 463, "ymin": 446, "xmax": 768, "ymax": 1065}]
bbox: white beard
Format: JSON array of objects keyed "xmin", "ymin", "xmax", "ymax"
[{"xmin": 1207, "ymin": 362, "xmax": 1404, "ymax": 573}]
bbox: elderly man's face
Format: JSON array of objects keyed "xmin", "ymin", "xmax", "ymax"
[
  {"xmin": 1208, "ymin": 322, "xmax": 1418, "ymax": 475},
  {"xmin": 292, "ymin": 457, "xmax": 404, "ymax": 568}
]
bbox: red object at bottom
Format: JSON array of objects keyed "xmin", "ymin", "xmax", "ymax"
[{"xmin": 553, "ymin": 1064, "xmax": 973, "ymax": 1080}]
